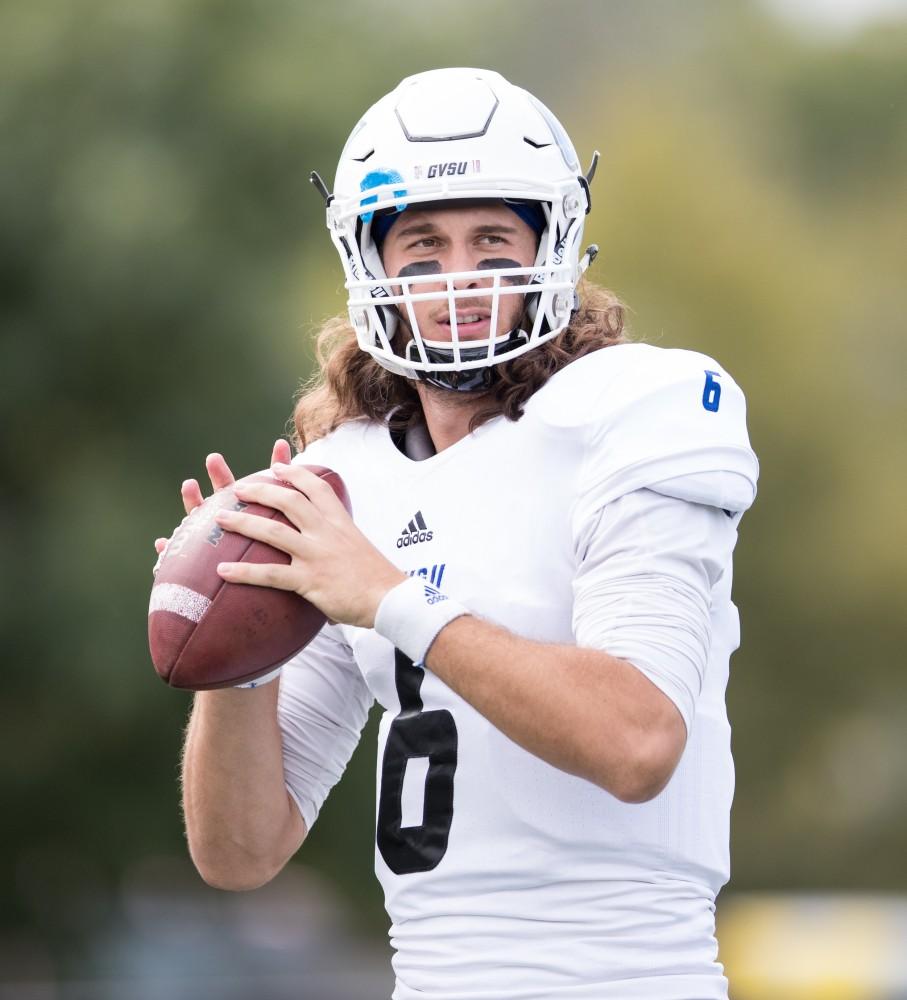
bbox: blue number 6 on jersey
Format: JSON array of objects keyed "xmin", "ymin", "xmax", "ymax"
[{"xmin": 702, "ymin": 370, "xmax": 722, "ymax": 412}]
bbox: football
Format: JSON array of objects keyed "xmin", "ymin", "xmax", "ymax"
[{"xmin": 149, "ymin": 466, "xmax": 351, "ymax": 690}]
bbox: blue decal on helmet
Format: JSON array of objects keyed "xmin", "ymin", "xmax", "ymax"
[{"xmin": 360, "ymin": 169, "xmax": 407, "ymax": 223}]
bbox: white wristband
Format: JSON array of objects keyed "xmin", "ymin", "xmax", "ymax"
[
  {"xmin": 374, "ymin": 577, "xmax": 469, "ymax": 665},
  {"xmin": 234, "ymin": 665, "xmax": 282, "ymax": 689}
]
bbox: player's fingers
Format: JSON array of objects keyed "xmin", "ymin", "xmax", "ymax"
[
  {"xmin": 206, "ymin": 453, "xmax": 235, "ymax": 493},
  {"xmin": 271, "ymin": 463, "xmax": 346, "ymax": 518},
  {"xmin": 215, "ymin": 508, "xmax": 306, "ymax": 557},
  {"xmin": 216, "ymin": 559, "xmax": 303, "ymax": 593},
  {"xmin": 233, "ymin": 480, "xmax": 318, "ymax": 531},
  {"xmin": 181, "ymin": 479, "xmax": 205, "ymax": 515},
  {"xmin": 271, "ymin": 438, "xmax": 293, "ymax": 466},
  {"xmin": 152, "ymin": 538, "xmax": 170, "ymax": 577}
]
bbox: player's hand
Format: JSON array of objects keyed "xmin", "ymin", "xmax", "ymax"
[
  {"xmin": 153, "ymin": 440, "xmax": 293, "ymax": 565},
  {"xmin": 213, "ymin": 462, "xmax": 406, "ymax": 629}
]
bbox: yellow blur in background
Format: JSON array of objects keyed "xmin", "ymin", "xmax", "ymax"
[{"xmin": 720, "ymin": 894, "xmax": 907, "ymax": 1000}]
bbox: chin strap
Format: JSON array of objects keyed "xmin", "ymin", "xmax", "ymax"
[
  {"xmin": 406, "ymin": 330, "xmax": 530, "ymax": 393},
  {"xmin": 420, "ymin": 367, "xmax": 496, "ymax": 393}
]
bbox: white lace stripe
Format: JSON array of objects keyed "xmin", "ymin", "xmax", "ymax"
[{"xmin": 149, "ymin": 583, "xmax": 211, "ymax": 623}]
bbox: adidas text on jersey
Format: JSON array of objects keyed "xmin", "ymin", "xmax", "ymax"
[{"xmin": 397, "ymin": 511, "xmax": 433, "ymax": 548}]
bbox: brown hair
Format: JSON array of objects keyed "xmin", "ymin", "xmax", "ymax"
[{"xmin": 291, "ymin": 279, "xmax": 627, "ymax": 450}]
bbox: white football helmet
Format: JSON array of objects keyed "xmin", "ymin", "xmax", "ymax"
[{"xmin": 313, "ymin": 68, "xmax": 598, "ymax": 390}]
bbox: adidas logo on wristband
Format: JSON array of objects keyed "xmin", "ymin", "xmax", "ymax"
[
  {"xmin": 397, "ymin": 510, "xmax": 434, "ymax": 548},
  {"xmin": 374, "ymin": 576, "xmax": 469, "ymax": 666},
  {"xmin": 422, "ymin": 584, "xmax": 448, "ymax": 606}
]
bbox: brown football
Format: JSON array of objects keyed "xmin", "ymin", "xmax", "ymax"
[{"xmin": 148, "ymin": 466, "xmax": 351, "ymax": 690}]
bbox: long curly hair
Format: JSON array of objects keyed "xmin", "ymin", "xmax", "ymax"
[{"xmin": 291, "ymin": 279, "xmax": 627, "ymax": 449}]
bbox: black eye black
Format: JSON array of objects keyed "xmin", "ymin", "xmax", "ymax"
[{"xmin": 397, "ymin": 261, "xmax": 442, "ymax": 277}]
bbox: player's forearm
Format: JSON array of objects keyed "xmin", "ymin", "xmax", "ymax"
[
  {"xmin": 181, "ymin": 684, "xmax": 305, "ymax": 889},
  {"xmin": 425, "ymin": 616, "xmax": 685, "ymax": 802}
]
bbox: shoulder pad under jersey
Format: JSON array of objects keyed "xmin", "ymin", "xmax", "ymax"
[{"xmin": 531, "ymin": 343, "xmax": 759, "ymax": 515}]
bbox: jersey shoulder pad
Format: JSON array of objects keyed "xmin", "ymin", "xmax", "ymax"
[
  {"xmin": 528, "ymin": 343, "xmax": 648, "ymax": 429},
  {"xmin": 542, "ymin": 344, "xmax": 759, "ymax": 516}
]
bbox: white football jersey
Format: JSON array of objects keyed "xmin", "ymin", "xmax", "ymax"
[{"xmin": 278, "ymin": 343, "xmax": 759, "ymax": 1000}]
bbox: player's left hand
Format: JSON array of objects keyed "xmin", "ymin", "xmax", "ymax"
[{"xmin": 214, "ymin": 462, "xmax": 405, "ymax": 629}]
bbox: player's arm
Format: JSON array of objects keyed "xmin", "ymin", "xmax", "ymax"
[
  {"xmin": 381, "ymin": 486, "xmax": 710, "ymax": 803},
  {"xmin": 213, "ymin": 466, "xmax": 719, "ymax": 804},
  {"xmin": 421, "ymin": 488, "xmax": 731, "ymax": 801},
  {"xmin": 182, "ymin": 683, "xmax": 306, "ymax": 890},
  {"xmin": 424, "ymin": 619, "xmax": 685, "ymax": 802},
  {"xmin": 183, "ymin": 617, "xmax": 372, "ymax": 890}
]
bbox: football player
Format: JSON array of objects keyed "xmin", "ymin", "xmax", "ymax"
[{"xmin": 167, "ymin": 68, "xmax": 758, "ymax": 999}]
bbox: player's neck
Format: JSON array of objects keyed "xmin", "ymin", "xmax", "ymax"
[{"xmin": 415, "ymin": 384, "xmax": 486, "ymax": 453}]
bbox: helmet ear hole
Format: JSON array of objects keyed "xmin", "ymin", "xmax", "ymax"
[
  {"xmin": 525, "ymin": 226, "xmax": 550, "ymax": 325},
  {"xmin": 378, "ymin": 305, "xmax": 398, "ymax": 344},
  {"xmin": 525, "ymin": 291, "xmax": 540, "ymax": 324}
]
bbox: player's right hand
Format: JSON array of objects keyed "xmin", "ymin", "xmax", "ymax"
[{"xmin": 153, "ymin": 439, "xmax": 293, "ymax": 563}]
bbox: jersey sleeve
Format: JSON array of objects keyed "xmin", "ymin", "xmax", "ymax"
[
  {"xmin": 572, "ymin": 488, "xmax": 738, "ymax": 733},
  {"xmin": 277, "ymin": 623, "xmax": 373, "ymax": 831},
  {"xmin": 571, "ymin": 347, "xmax": 758, "ymax": 557}
]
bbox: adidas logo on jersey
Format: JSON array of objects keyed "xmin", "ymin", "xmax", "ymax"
[{"xmin": 397, "ymin": 511, "xmax": 433, "ymax": 548}]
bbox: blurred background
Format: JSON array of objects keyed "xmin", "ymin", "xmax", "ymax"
[{"xmin": 1, "ymin": 0, "xmax": 905, "ymax": 997}]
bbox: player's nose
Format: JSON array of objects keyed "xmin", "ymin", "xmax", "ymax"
[{"xmin": 448, "ymin": 246, "xmax": 488, "ymax": 289}]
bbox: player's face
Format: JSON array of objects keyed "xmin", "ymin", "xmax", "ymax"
[{"xmin": 380, "ymin": 202, "xmax": 538, "ymax": 344}]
